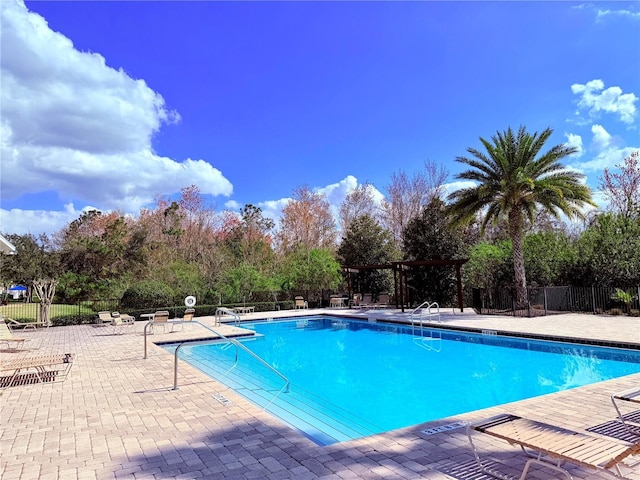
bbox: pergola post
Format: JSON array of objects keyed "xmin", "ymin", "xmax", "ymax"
[
  {"xmin": 456, "ymin": 263, "xmax": 464, "ymax": 313},
  {"xmin": 343, "ymin": 259, "xmax": 468, "ymax": 313}
]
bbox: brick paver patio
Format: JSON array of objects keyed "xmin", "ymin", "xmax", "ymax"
[{"xmin": 1, "ymin": 309, "xmax": 639, "ymax": 479}]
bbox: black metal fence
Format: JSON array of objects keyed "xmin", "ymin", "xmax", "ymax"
[
  {"xmin": 0, "ymin": 289, "xmax": 348, "ymax": 326},
  {"xmin": 472, "ymin": 286, "xmax": 640, "ymax": 317}
]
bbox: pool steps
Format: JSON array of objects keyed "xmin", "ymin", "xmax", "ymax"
[{"xmin": 180, "ymin": 344, "xmax": 380, "ymax": 444}]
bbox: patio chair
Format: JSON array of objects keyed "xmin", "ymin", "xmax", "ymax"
[
  {"xmin": 0, "ymin": 353, "xmax": 75, "ymax": 388},
  {"xmin": 349, "ymin": 293, "xmax": 362, "ymax": 308},
  {"xmin": 96, "ymin": 311, "xmax": 113, "ymax": 326},
  {"xmin": 467, "ymin": 413, "xmax": 640, "ymax": 479},
  {"xmin": 111, "ymin": 312, "xmax": 135, "ymax": 334},
  {"xmin": 612, "ymin": 386, "xmax": 640, "ymax": 434},
  {"xmin": 294, "ymin": 296, "xmax": 308, "ymax": 309},
  {"xmin": 358, "ymin": 294, "xmax": 373, "ymax": 309},
  {"xmin": 151, "ymin": 310, "xmax": 169, "ymax": 334},
  {"xmin": 0, "ymin": 319, "xmax": 28, "ymax": 350},
  {"xmin": 113, "ymin": 311, "xmax": 135, "ymax": 323},
  {"xmin": 374, "ymin": 293, "xmax": 390, "ymax": 309},
  {"xmin": 329, "ymin": 295, "xmax": 345, "ymax": 308},
  {"xmin": 171, "ymin": 308, "xmax": 195, "ymax": 332}
]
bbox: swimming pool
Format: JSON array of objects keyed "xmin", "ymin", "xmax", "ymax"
[{"xmin": 170, "ymin": 316, "xmax": 640, "ymax": 445}]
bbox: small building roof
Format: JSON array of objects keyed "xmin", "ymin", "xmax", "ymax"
[{"xmin": 0, "ymin": 233, "xmax": 16, "ymax": 255}]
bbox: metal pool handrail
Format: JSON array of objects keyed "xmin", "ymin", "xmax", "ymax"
[
  {"xmin": 410, "ymin": 301, "xmax": 442, "ymax": 352},
  {"xmin": 410, "ymin": 301, "xmax": 441, "ymax": 329},
  {"xmin": 143, "ymin": 320, "xmax": 290, "ymax": 393},
  {"xmin": 215, "ymin": 307, "xmax": 241, "ymax": 326}
]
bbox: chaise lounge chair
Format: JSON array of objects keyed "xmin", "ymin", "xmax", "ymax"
[
  {"xmin": 467, "ymin": 413, "xmax": 640, "ymax": 479},
  {"xmin": 97, "ymin": 311, "xmax": 113, "ymax": 326},
  {"xmin": 612, "ymin": 387, "xmax": 640, "ymax": 434},
  {"xmin": 0, "ymin": 353, "xmax": 75, "ymax": 388},
  {"xmin": 5, "ymin": 316, "xmax": 50, "ymax": 330},
  {"xmin": 111, "ymin": 312, "xmax": 135, "ymax": 334},
  {"xmin": 0, "ymin": 319, "xmax": 28, "ymax": 350}
]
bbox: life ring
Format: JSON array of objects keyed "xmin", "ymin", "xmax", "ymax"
[{"xmin": 184, "ymin": 296, "xmax": 196, "ymax": 307}]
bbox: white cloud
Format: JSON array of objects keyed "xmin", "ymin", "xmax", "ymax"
[
  {"xmin": 443, "ymin": 180, "xmax": 477, "ymax": 196},
  {"xmin": 590, "ymin": 124, "xmax": 612, "ymax": 150},
  {"xmin": 569, "ymin": 124, "xmax": 636, "ymax": 172},
  {"xmin": 596, "ymin": 7, "xmax": 640, "ymax": 20},
  {"xmin": 0, "ymin": 203, "xmax": 91, "ymax": 236},
  {"xmin": 224, "ymin": 200, "xmax": 241, "ymax": 211},
  {"xmin": 256, "ymin": 198, "xmax": 291, "ymax": 224},
  {"xmin": 571, "ymin": 79, "xmax": 638, "ymax": 124},
  {"xmin": 252, "ymin": 176, "xmax": 385, "ymax": 229},
  {"xmin": 575, "ymin": 145, "xmax": 637, "ymax": 172},
  {"xmin": 564, "ymin": 133, "xmax": 584, "ymax": 157},
  {"xmin": 0, "ymin": 0, "xmax": 233, "ymax": 234},
  {"xmin": 316, "ymin": 175, "xmax": 359, "ymax": 206}
]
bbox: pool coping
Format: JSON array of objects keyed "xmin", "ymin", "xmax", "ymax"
[
  {"xmin": 168, "ymin": 314, "xmax": 640, "ymax": 448},
  {"xmin": 2, "ymin": 310, "xmax": 639, "ymax": 480}
]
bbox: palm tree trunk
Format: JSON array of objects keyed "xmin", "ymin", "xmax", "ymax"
[{"xmin": 508, "ymin": 208, "xmax": 528, "ymax": 309}]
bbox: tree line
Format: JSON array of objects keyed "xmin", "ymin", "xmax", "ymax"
[{"xmin": 1, "ymin": 128, "xmax": 638, "ymax": 310}]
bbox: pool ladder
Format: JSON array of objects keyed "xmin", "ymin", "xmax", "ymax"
[
  {"xmin": 215, "ymin": 307, "xmax": 241, "ymax": 326},
  {"xmin": 410, "ymin": 301, "xmax": 442, "ymax": 352}
]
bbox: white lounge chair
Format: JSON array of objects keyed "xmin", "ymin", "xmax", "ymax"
[
  {"xmin": 111, "ymin": 312, "xmax": 135, "ymax": 334},
  {"xmin": 612, "ymin": 387, "xmax": 640, "ymax": 434},
  {"xmin": 0, "ymin": 353, "xmax": 75, "ymax": 388},
  {"xmin": 0, "ymin": 319, "xmax": 28, "ymax": 350},
  {"xmin": 467, "ymin": 413, "xmax": 640, "ymax": 479}
]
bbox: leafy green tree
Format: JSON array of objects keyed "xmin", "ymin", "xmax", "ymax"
[
  {"xmin": 0, "ymin": 233, "xmax": 59, "ymax": 301},
  {"xmin": 121, "ymin": 280, "xmax": 175, "ymax": 309},
  {"xmin": 338, "ymin": 214, "xmax": 397, "ymax": 295},
  {"xmin": 524, "ymin": 230, "xmax": 576, "ymax": 286},
  {"xmin": 224, "ymin": 204, "xmax": 275, "ymax": 267},
  {"xmin": 464, "ymin": 241, "xmax": 513, "ymax": 290},
  {"xmin": 402, "ymin": 199, "xmax": 467, "ymax": 305},
  {"xmin": 573, "ymin": 213, "xmax": 640, "ymax": 286},
  {"xmin": 447, "ymin": 126, "xmax": 594, "ymax": 306},
  {"xmin": 218, "ymin": 264, "xmax": 271, "ymax": 303},
  {"xmin": 282, "ymin": 247, "xmax": 342, "ymax": 292},
  {"xmin": 58, "ymin": 211, "xmax": 144, "ymax": 279},
  {"xmin": 154, "ymin": 260, "xmax": 206, "ymax": 303}
]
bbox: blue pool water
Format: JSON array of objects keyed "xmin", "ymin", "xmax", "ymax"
[{"xmin": 170, "ymin": 316, "xmax": 640, "ymax": 445}]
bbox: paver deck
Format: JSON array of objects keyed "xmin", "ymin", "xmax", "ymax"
[{"xmin": 1, "ymin": 309, "xmax": 639, "ymax": 479}]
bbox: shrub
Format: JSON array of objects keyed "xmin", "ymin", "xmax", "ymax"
[{"xmin": 121, "ymin": 280, "xmax": 175, "ymax": 309}]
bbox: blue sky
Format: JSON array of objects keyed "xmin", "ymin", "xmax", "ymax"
[{"xmin": 1, "ymin": 0, "xmax": 638, "ymax": 236}]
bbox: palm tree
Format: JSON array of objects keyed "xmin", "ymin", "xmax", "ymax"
[{"xmin": 447, "ymin": 126, "xmax": 595, "ymax": 308}]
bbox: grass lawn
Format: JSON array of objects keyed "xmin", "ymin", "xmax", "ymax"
[{"xmin": 0, "ymin": 302, "xmax": 96, "ymax": 321}]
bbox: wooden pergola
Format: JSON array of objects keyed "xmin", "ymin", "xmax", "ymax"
[{"xmin": 343, "ymin": 258, "xmax": 469, "ymax": 312}]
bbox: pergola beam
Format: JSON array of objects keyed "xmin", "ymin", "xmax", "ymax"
[{"xmin": 342, "ymin": 259, "xmax": 469, "ymax": 312}]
